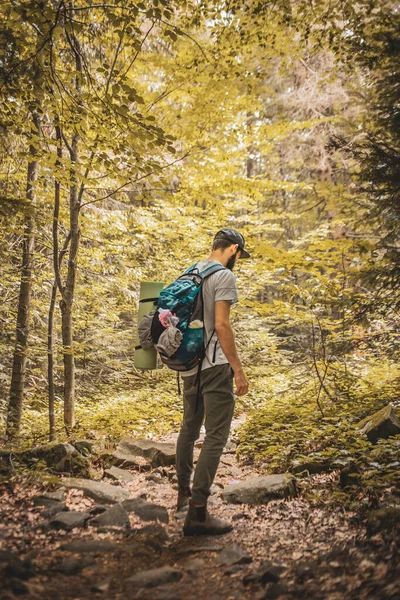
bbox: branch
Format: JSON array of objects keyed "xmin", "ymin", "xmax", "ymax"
[
  {"xmin": 158, "ymin": 18, "xmax": 208, "ymax": 61},
  {"xmin": 80, "ymin": 147, "xmax": 195, "ymax": 208},
  {"xmin": 119, "ymin": 22, "xmax": 155, "ymax": 81}
]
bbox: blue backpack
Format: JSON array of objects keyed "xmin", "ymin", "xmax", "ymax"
[{"xmin": 150, "ymin": 262, "xmax": 226, "ymax": 372}]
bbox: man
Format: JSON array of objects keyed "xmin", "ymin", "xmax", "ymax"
[{"xmin": 176, "ymin": 228, "xmax": 250, "ymax": 536}]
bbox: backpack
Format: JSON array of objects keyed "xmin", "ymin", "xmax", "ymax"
[{"xmin": 150, "ymin": 262, "xmax": 226, "ymax": 371}]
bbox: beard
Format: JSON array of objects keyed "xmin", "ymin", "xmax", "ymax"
[{"xmin": 227, "ymin": 253, "xmax": 238, "ymax": 271}]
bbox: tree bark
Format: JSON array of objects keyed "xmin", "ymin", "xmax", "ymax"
[
  {"xmin": 60, "ymin": 12, "xmax": 83, "ymax": 429},
  {"xmin": 47, "ymin": 122, "xmax": 65, "ymax": 441},
  {"xmin": 60, "ymin": 147, "xmax": 80, "ymax": 428},
  {"xmin": 7, "ymin": 112, "xmax": 40, "ymax": 439}
]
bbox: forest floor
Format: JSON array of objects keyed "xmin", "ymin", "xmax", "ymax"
[{"xmin": 0, "ymin": 418, "xmax": 399, "ymax": 600}]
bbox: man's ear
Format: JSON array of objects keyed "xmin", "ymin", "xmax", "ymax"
[{"xmin": 232, "ymin": 244, "xmax": 239, "ymax": 254}]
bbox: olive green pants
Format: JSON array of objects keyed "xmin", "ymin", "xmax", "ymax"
[{"xmin": 176, "ymin": 363, "xmax": 235, "ymax": 506}]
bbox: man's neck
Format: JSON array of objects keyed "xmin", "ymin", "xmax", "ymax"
[{"xmin": 207, "ymin": 252, "xmax": 227, "ymax": 267}]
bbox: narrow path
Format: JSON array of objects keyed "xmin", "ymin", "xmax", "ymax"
[{"xmin": 0, "ymin": 421, "xmax": 398, "ymax": 600}]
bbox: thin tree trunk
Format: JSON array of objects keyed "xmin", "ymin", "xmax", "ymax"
[
  {"xmin": 60, "ymin": 152, "xmax": 80, "ymax": 429},
  {"xmin": 7, "ymin": 112, "xmax": 40, "ymax": 439},
  {"xmin": 47, "ymin": 233, "xmax": 70, "ymax": 441},
  {"xmin": 47, "ymin": 121, "xmax": 64, "ymax": 441},
  {"xmin": 60, "ymin": 13, "xmax": 82, "ymax": 429},
  {"xmin": 48, "ymin": 281, "xmax": 57, "ymax": 441}
]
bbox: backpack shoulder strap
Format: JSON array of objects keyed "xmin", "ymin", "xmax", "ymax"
[
  {"xmin": 181, "ymin": 262, "xmax": 225, "ymax": 281},
  {"xmin": 183, "ymin": 263, "xmax": 198, "ymax": 275},
  {"xmin": 198, "ymin": 263, "xmax": 226, "ymax": 279}
]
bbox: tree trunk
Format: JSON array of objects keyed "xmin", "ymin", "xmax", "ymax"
[
  {"xmin": 48, "ymin": 232, "xmax": 71, "ymax": 441},
  {"xmin": 6, "ymin": 113, "xmax": 40, "ymax": 439},
  {"xmin": 60, "ymin": 11, "xmax": 83, "ymax": 430},
  {"xmin": 61, "ymin": 135, "xmax": 80, "ymax": 430},
  {"xmin": 47, "ymin": 122, "xmax": 65, "ymax": 441},
  {"xmin": 47, "ymin": 281, "xmax": 57, "ymax": 441}
]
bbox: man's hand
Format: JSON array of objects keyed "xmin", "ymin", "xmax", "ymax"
[{"xmin": 234, "ymin": 368, "xmax": 248, "ymax": 396}]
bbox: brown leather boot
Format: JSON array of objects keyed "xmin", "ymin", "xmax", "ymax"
[
  {"xmin": 183, "ymin": 501, "xmax": 233, "ymax": 536},
  {"xmin": 177, "ymin": 486, "xmax": 191, "ymax": 511}
]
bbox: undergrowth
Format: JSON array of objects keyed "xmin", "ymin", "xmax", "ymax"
[{"xmin": 236, "ymin": 358, "xmax": 400, "ymax": 496}]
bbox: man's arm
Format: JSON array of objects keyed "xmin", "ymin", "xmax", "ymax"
[{"xmin": 215, "ymin": 300, "xmax": 248, "ymax": 396}]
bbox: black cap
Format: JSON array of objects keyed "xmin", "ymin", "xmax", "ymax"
[{"xmin": 214, "ymin": 228, "xmax": 250, "ymax": 258}]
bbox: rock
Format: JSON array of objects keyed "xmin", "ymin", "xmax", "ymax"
[
  {"xmin": 145, "ymin": 473, "xmax": 164, "ymax": 484},
  {"xmin": 3, "ymin": 555, "xmax": 35, "ymax": 581},
  {"xmin": 55, "ymin": 556, "xmax": 95, "ymax": 575},
  {"xmin": 216, "ymin": 544, "xmax": 252, "ymax": 566},
  {"xmin": 32, "ymin": 495, "xmax": 63, "ymax": 508},
  {"xmin": 179, "ymin": 558, "xmax": 204, "ymax": 574},
  {"xmin": 73, "ymin": 440, "xmax": 99, "ymax": 456},
  {"xmin": 243, "ymin": 561, "xmax": 285, "ymax": 585},
  {"xmin": 366, "ymin": 507, "xmax": 400, "ymax": 536},
  {"xmin": 225, "ymin": 564, "xmax": 246, "ymax": 575},
  {"xmin": 110, "ymin": 451, "xmax": 151, "ymax": 470},
  {"xmin": 224, "ymin": 440, "xmax": 237, "ymax": 453},
  {"xmin": 90, "ymin": 504, "xmax": 130, "ymax": 529},
  {"xmin": 122, "ymin": 498, "xmax": 169, "ymax": 524},
  {"xmin": 91, "ymin": 579, "xmax": 111, "ymax": 593},
  {"xmin": 358, "ymin": 405, "xmax": 400, "ymax": 444},
  {"xmin": 127, "ymin": 566, "xmax": 182, "ymax": 588},
  {"xmin": 61, "ymin": 540, "xmax": 116, "ymax": 553},
  {"xmin": 43, "ymin": 489, "xmax": 66, "ymax": 502},
  {"xmin": 42, "ymin": 503, "xmax": 69, "ymax": 518},
  {"xmin": 263, "ymin": 582, "xmax": 288, "ymax": 599},
  {"xmin": 116, "ymin": 437, "xmax": 176, "ymax": 468},
  {"xmin": 104, "ymin": 466, "xmax": 135, "ymax": 483},
  {"xmin": 48, "ymin": 511, "xmax": 90, "ymax": 531},
  {"xmin": 292, "ymin": 459, "xmax": 332, "ymax": 475},
  {"xmin": 222, "ymin": 474, "xmax": 296, "ymax": 504},
  {"xmin": 63, "ymin": 478, "xmax": 130, "ymax": 504},
  {"xmin": 89, "ymin": 504, "xmax": 108, "ymax": 516},
  {"xmin": 230, "ymin": 466, "xmax": 242, "ymax": 478},
  {"xmin": 232, "ymin": 512, "xmax": 249, "ymax": 521},
  {"xmin": 137, "ymin": 523, "xmax": 169, "ymax": 543},
  {"xmin": 9, "ymin": 579, "xmax": 29, "ymax": 595},
  {"xmin": 22, "ymin": 443, "xmax": 91, "ymax": 477}
]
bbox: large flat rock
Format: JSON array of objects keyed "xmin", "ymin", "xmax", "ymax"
[
  {"xmin": 63, "ymin": 478, "xmax": 130, "ymax": 504},
  {"xmin": 122, "ymin": 498, "xmax": 169, "ymax": 524},
  {"xmin": 49, "ymin": 511, "xmax": 90, "ymax": 531},
  {"xmin": 222, "ymin": 474, "xmax": 296, "ymax": 505},
  {"xmin": 104, "ymin": 466, "xmax": 135, "ymax": 483},
  {"xmin": 116, "ymin": 437, "xmax": 175, "ymax": 468},
  {"xmin": 111, "ymin": 451, "xmax": 151, "ymax": 470},
  {"xmin": 216, "ymin": 544, "xmax": 252, "ymax": 566},
  {"xmin": 91, "ymin": 504, "xmax": 130, "ymax": 529},
  {"xmin": 127, "ymin": 566, "xmax": 182, "ymax": 588}
]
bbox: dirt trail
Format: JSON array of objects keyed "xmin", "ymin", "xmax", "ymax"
[{"xmin": 0, "ymin": 422, "xmax": 399, "ymax": 600}]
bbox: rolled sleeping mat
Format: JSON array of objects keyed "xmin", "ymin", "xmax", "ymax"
[{"xmin": 134, "ymin": 281, "xmax": 164, "ymax": 369}]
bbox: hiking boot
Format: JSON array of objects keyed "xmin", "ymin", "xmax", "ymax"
[
  {"xmin": 177, "ymin": 486, "xmax": 191, "ymax": 511},
  {"xmin": 183, "ymin": 501, "xmax": 233, "ymax": 536}
]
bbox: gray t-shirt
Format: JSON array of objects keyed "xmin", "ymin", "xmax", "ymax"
[{"xmin": 181, "ymin": 259, "xmax": 238, "ymax": 378}]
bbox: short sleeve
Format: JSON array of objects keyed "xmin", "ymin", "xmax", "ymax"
[{"xmin": 213, "ymin": 270, "xmax": 238, "ymax": 304}]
